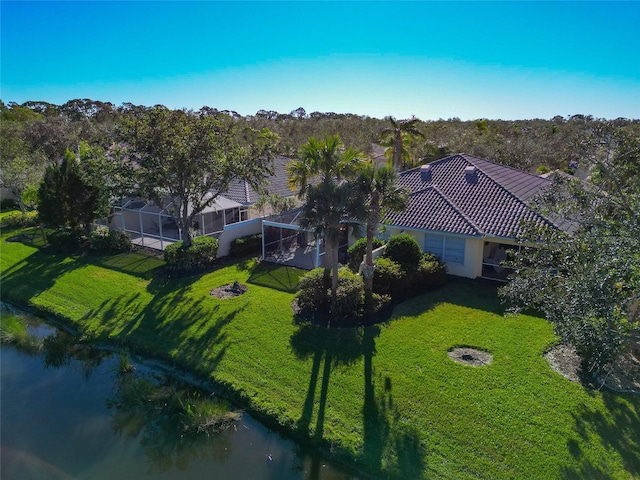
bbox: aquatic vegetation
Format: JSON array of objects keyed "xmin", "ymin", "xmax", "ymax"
[{"xmin": 0, "ymin": 311, "xmax": 42, "ymax": 354}]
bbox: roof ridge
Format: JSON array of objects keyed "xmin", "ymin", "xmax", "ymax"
[
  {"xmin": 245, "ymin": 180, "xmax": 250, "ymax": 203},
  {"xmin": 413, "ymin": 185, "xmax": 484, "ymax": 236},
  {"xmin": 457, "ymin": 154, "xmax": 533, "ymax": 209},
  {"xmin": 460, "ymin": 154, "xmax": 547, "ymax": 202}
]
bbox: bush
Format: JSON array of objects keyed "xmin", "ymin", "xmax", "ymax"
[
  {"xmin": 47, "ymin": 229, "xmax": 79, "ymax": 251},
  {"xmin": 88, "ymin": 226, "xmax": 132, "ymax": 254},
  {"xmin": 372, "ymin": 257, "xmax": 404, "ymax": 297},
  {"xmin": 332, "ymin": 269, "xmax": 365, "ymax": 320},
  {"xmin": 347, "ymin": 237, "xmax": 385, "ymax": 272},
  {"xmin": 164, "ymin": 236, "xmax": 219, "ymax": 271},
  {"xmin": 413, "ymin": 253, "xmax": 447, "ymax": 292},
  {"xmin": 373, "ymin": 253, "xmax": 447, "ymax": 300},
  {"xmin": 371, "ymin": 293, "xmax": 392, "ymax": 314},
  {"xmin": 229, "ymin": 234, "xmax": 262, "ymax": 258},
  {"xmin": 384, "ymin": 234, "xmax": 422, "ymax": 269},
  {"xmin": 295, "ymin": 268, "xmax": 330, "ymax": 315},
  {"xmin": 1, "ymin": 210, "xmax": 38, "ymax": 228},
  {"xmin": 536, "ymin": 165, "xmax": 551, "ymax": 174}
]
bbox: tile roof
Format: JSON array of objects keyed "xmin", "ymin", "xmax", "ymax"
[
  {"xmin": 224, "ymin": 155, "xmax": 295, "ymax": 205},
  {"xmin": 385, "ymin": 153, "xmax": 556, "ymax": 238}
]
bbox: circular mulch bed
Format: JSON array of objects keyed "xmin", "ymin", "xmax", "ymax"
[
  {"xmin": 210, "ymin": 282, "xmax": 248, "ymax": 299},
  {"xmin": 448, "ymin": 347, "xmax": 493, "ymax": 367}
]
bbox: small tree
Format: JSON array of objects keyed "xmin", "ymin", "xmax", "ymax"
[{"xmin": 37, "ymin": 149, "xmax": 104, "ymax": 236}]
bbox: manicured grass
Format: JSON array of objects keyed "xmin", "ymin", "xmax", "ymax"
[{"xmin": 1, "ymin": 227, "xmax": 639, "ymax": 479}]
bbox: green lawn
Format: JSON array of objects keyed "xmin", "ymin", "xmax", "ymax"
[{"xmin": 1, "ymin": 226, "xmax": 638, "ymax": 479}]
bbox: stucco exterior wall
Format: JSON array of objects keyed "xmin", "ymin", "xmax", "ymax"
[
  {"xmin": 386, "ymin": 227, "xmax": 482, "ymax": 279},
  {"xmin": 217, "ymin": 218, "xmax": 262, "ymax": 257}
]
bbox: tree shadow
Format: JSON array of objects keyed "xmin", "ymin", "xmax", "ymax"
[
  {"xmin": 1, "ymin": 248, "xmax": 82, "ymax": 305},
  {"xmin": 561, "ymin": 392, "xmax": 640, "ymax": 478},
  {"xmin": 391, "ymin": 278, "xmax": 505, "ymax": 321},
  {"xmin": 246, "ymin": 262, "xmax": 304, "ymax": 293},
  {"xmin": 89, "ymin": 251, "xmax": 164, "ymax": 279},
  {"xmin": 290, "ymin": 322, "xmax": 426, "ymax": 477},
  {"xmin": 75, "ymin": 266, "xmax": 240, "ymax": 382},
  {"xmin": 290, "ymin": 323, "xmax": 369, "ymax": 440}
]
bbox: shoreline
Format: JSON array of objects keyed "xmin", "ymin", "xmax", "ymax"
[{"xmin": 1, "ymin": 299, "xmax": 368, "ymax": 479}]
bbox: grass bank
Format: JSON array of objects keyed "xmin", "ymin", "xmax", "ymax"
[{"xmin": 1, "ymin": 226, "xmax": 639, "ymax": 479}]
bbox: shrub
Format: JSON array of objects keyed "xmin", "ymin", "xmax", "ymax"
[
  {"xmin": 89, "ymin": 227, "xmax": 132, "ymax": 254},
  {"xmin": 372, "ymin": 257, "xmax": 404, "ymax": 297},
  {"xmin": 1, "ymin": 210, "xmax": 38, "ymax": 228},
  {"xmin": 230, "ymin": 234, "xmax": 262, "ymax": 258},
  {"xmin": 332, "ymin": 269, "xmax": 365, "ymax": 320},
  {"xmin": 536, "ymin": 165, "xmax": 551, "ymax": 174},
  {"xmin": 164, "ymin": 236, "xmax": 219, "ymax": 271},
  {"xmin": 384, "ymin": 234, "xmax": 422, "ymax": 269},
  {"xmin": 373, "ymin": 253, "xmax": 447, "ymax": 300},
  {"xmin": 47, "ymin": 229, "xmax": 79, "ymax": 251},
  {"xmin": 295, "ymin": 268, "xmax": 329, "ymax": 315},
  {"xmin": 347, "ymin": 237, "xmax": 385, "ymax": 272},
  {"xmin": 412, "ymin": 253, "xmax": 447, "ymax": 293},
  {"xmin": 371, "ymin": 293, "xmax": 392, "ymax": 313}
]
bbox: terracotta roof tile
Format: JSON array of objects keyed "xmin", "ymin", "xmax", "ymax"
[{"xmin": 385, "ymin": 153, "xmax": 555, "ymax": 238}]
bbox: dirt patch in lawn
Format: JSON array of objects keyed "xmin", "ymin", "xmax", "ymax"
[
  {"xmin": 545, "ymin": 344, "xmax": 640, "ymax": 394},
  {"xmin": 448, "ymin": 347, "xmax": 493, "ymax": 367},
  {"xmin": 210, "ymin": 282, "xmax": 248, "ymax": 299}
]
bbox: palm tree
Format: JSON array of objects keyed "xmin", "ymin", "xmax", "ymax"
[
  {"xmin": 355, "ymin": 163, "xmax": 408, "ymax": 312},
  {"xmin": 287, "ymin": 135, "xmax": 362, "ymax": 198},
  {"xmin": 288, "ymin": 135, "xmax": 366, "ymax": 311},
  {"xmin": 380, "ymin": 117, "xmax": 424, "ymax": 171}
]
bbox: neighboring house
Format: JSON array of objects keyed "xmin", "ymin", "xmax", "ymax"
[
  {"xmin": 106, "ymin": 193, "xmax": 248, "ymax": 251},
  {"xmin": 382, "ymin": 153, "xmax": 567, "ymax": 281},
  {"xmin": 104, "ymin": 156, "xmax": 299, "ymax": 251},
  {"xmin": 224, "ymin": 155, "xmax": 299, "ymax": 217}
]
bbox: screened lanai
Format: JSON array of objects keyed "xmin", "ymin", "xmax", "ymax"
[
  {"xmin": 262, "ymin": 209, "xmax": 322, "ymax": 269},
  {"xmin": 261, "ymin": 208, "xmax": 351, "ymax": 270},
  {"xmin": 105, "ymin": 195, "xmax": 248, "ymax": 250}
]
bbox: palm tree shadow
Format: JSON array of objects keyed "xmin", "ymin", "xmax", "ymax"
[
  {"xmin": 290, "ymin": 323, "xmax": 426, "ymax": 477},
  {"xmin": 290, "ymin": 323, "xmax": 368, "ymax": 440}
]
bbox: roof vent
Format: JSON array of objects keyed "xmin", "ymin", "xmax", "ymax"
[{"xmin": 420, "ymin": 164, "xmax": 432, "ymax": 180}]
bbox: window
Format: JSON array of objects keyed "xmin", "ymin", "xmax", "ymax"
[
  {"xmin": 444, "ymin": 237, "xmax": 465, "ymax": 264},
  {"xmin": 424, "ymin": 234, "xmax": 444, "ymax": 259},
  {"xmin": 424, "ymin": 233, "xmax": 465, "ymax": 265}
]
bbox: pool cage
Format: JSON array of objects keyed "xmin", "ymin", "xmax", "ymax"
[
  {"xmin": 261, "ymin": 209, "xmax": 323, "ymax": 269},
  {"xmin": 261, "ymin": 208, "xmax": 352, "ymax": 270},
  {"xmin": 101, "ymin": 196, "xmax": 248, "ymax": 251}
]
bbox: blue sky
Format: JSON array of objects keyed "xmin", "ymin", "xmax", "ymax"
[{"xmin": 1, "ymin": 1, "xmax": 639, "ymax": 120}]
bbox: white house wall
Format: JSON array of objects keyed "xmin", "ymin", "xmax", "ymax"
[{"xmin": 217, "ymin": 218, "xmax": 262, "ymax": 257}]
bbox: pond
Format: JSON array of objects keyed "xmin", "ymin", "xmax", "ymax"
[{"xmin": 0, "ymin": 310, "xmax": 357, "ymax": 480}]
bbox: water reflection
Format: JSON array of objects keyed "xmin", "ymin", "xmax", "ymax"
[
  {"xmin": 1, "ymin": 311, "xmax": 356, "ymax": 479},
  {"xmin": 107, "ymin": 370, "xmax": 239, "ymax": 474}
]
